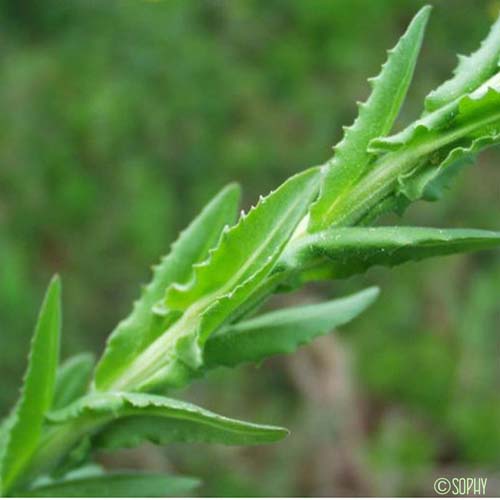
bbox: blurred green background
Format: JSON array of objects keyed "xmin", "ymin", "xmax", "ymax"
[{"xmin": 1, "ymin": 0, "xmax": 500, "ymax": 496}]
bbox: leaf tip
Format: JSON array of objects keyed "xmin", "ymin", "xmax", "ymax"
[
  {"xmin": 271, "ymin": 426, "xmax": 290, "ymax": 442},
  {"xmin": 363, "ymin": 285, "xmax": 381, "ymax": 304},
  {"xmin": 411, "ymin": 4, "xmax": 432, "ymax": 30},
  {"xmin": 49, "ymin": 274, "xmax": 62, "ymax": 293},
  {"xmin": 222, "ymin": 181, "xmax": 242, "ymax": 202}
]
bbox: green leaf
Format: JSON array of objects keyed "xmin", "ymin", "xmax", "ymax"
[
  {"xmin": 0, "ymin": 425, "xmax": 8, "ymax": 453},
  {"xmin": 203, "ymin": 287, "xmax": 379, "ymax": 369},
  {"xmin": 110, "ymin": 168, "xmax": 321, "ymax": 391},
  {"xmin": 163, "ymin": 168, "xmax": 321, "ymax": 313},
  {"xmin": 309, "ymin": 6, "xmax": 430, "ymax": 231},
  {"xmin": 94, "ymin": 183, "xmax": 241, "ymax": 391},
  {"xmin": 53, "ymin": 353, "xmax": 95, "ymax": 411},
  {"xmin": 302, "ymin": 77, "xmax": 500, "ymax": 228},
  {"xmin": 397, "ymin": 133, "xmax": 500, "ymax": 203},
  {"xmin": 47, "ymin": 392, "xmax": 288, "ymax": 448},
  {"xmin": 0, "ymin": 277, "xmax": 62, "ymax": 495},
  {"xmin": 53, "ymin": 462, "xmax": 105, "ymax": 481},
  {"xmin": 356, "ymin": 76, "xmax": 500, "ymax": 222},
  {"xmin": 369, "ymin": 74, "xmax": 500, "ymax": 154},
  {"xmin": 356, "ymin": 130, "xmax": 500, "ymax": 224},
  {"xmin": 425, "ymin": 13, "xmax": 500, "ymax": 111},
  {"xmin": 0, "ymin": 415, "xmax": 14, "ymax": 473},
  {"xmin": 279, "ymin": 226, "xmax": 500, "ymax": 281},
  {"xmin": 17, "ymin": 473, "xmax": 200, "ymax": 497}
]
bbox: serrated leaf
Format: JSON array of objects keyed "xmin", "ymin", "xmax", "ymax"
[
  {"xmin": 47, "ymin": 392, "xmax": 288, "ymax": 448},
  {"xmin": 279, "ymin": 226, "xmax": 500, "ymax": 281},
  {"xmin": 53, "ymin": 353, "xmax": 95, "ymax": 411},
  {"xmin": 398, "ymin": 133, "xmax": 500, "ymax": 203},
  {"xmin": 163, "ymin": 168, "xmax": 321, "ymax": 312},
  {"xmin": 203, "ymin": 287, "xmax": 379, "ymax": 369},
  {"xmin": 356, "ymin": 129, "xmax": 500, "ymax": 224},
  {"xmin": 94, "ymin": 183, "xmax": 241, "ymax": 391},
  {"xmin": 306, "ymin": 78, "xmax": 500, "ymax": 227},
  {"xmin": 425, "ymin": 13, "xmax": 500, "ymax": 111},
  {"xmin": 369, "ymin": 73, "xmax": 500, "ymax": 154},
  {"xmin": 110, "ymin": 168, "xmax": 321, "ymax": 391},
  {"xmin": 309, "ymin": 6, "xmax": 430, "ymax": 231},
  {"xmin": 355, "ymin": 76, "xmax": 500, "ymax": 221},
  {"xmin": 17, "ymin": 472, "xmax": 200, "ymax": 497},
  {"xmin": 1, "ymin": 277, "xmax": 62, "ymax": 495}
]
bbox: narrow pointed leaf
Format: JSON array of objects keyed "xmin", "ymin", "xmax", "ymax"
[
  {"xmin": 304, "ymin": 76, "xmax": 500, "ymax": 227},
  {"xmin": 163, "ymin": 168, "xmax": 321, "ymax": 312},
  {"xmin": 425, "ymin": 13, "xmax": 500, "ymax": 111},
  {"xmin": 309, "ymin": 6, "xmax": 430, "ymax": 231},
  {"xmin": 17, "ymin": 473, "xmax": 200, "ymax": 497},
  {"xmin": 360, "ymin": 75, "xmax": 500, "ymax": 220},
  {"xmin": 95, "ymin": 183, "xmax": 241, "ymax": 391},
  {"xmin": 47, "ymin": 392, "xmax": 288, "ymax": 448},
  {"xmin": 204, "ymin": 287, "xmax": 379, "ymax": 369},
  {"xmin": 280, "ymin": 227, "xmax": 500, "ymax": 281},
  {"xmin": 398, "ymin": 133, "xmax": 500, "ymax": 203},
  {"xmin": 369, "ymin": 74, "xmax": 500, "ymax": 154},
  {"xmin": 53, "ymin": 353, "xmax": 95, "ymax": 411},
  {"xmin": 357, "ymin": 130, "xmax": 500, "ymax": 224},
  {"xmin": 1, "ymin": 277, "xmax": 62, "ymax": 494},
  {"xmin": 111, "ymin": 168, "xmax": 321, "ymax": 391}
]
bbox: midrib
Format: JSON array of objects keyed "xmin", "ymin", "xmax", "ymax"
[{"xmin": 109, "ymin": 182, "xmax": 312, "ymax": 391}]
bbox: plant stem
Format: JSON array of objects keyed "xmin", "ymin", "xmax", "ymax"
[
  {"xmin": 6, "ymin": 420, "xmax": 97, "ymax": 494},
  {"xmin": 309, "ymin": 110, "xmax": 500, "ymax": 228}
]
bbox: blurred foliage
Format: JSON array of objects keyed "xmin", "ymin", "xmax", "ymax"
[{"xmin": 1, "ymin": 0, "xmax": 500, "ymax": 496}]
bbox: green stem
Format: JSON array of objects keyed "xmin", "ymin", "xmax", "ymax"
[
  {"xmin": 6, "ymin": 420, "xmax": 99, "ymax": 495},
  {"xmin": 16, "ymin": 82, "xmax": 500, "ymax": 497},
  {"xmin": 312, "ymin": 110, "xmax": 500, "ymax": 227}
]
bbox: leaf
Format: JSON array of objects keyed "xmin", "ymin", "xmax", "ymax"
[
  {"xmin": 397, "ymin": 133, "xmax": 500, "ymax": 203},
  {"xmin": 357, "ymin": 129, "xmax": 500, "ymax": 224},
  {"xmin": 94, "ymin": 183, "xmax": 241, "ymax": 391},
  {"xmin": 369, "ymin": 74, "xmax": 500, "ymax": 154},
  {"xmin": 0, "ymin": 423, "xmax": 8, "ymax": 453},
  {"xmin": 0, "ymin": 415, "xmax": 14, "ymax": 474},
  {"xmin": 17, "ymin": 473, "xmax": 200, "ymax": 497},
  {"xmin": 0, "ymin": 277, "xmax": 62, "ymax": 495},
  {"xmin": 279, "ymin": 226, "xmax": 500, "ymax": 281},
  {"xmin": 47, "ymin": 392, "xmax": 288, "ymax": 448},
  {"xmin": 110, "ymin": 168, "xmax": 321, "ymax": 391},
  {"xmin": 58, "ymin": 462, "xmax": 105, "ymax": 480},
  {"xmin": 163, "ymin": 168, "xmax": 321, "ymax": 312},
  {"xmin": 359, "ymin": 75, "xmax": 500, "ymax": 220},
  {"xmin": 308, "ymin": 6, "xmax": 430, "ymax": 231},
  {"xmin": 308, "ymin": 77, "xmax": 500, "ymax": 227},
  {"xmin": 425, "ymin": 13, "xmax": 500, "ymax": 111},
  {"xmin": 358, "ymin": 76, "xmax": 500, "ymax": 222},
  {"xmin": 53, "ymin": 353, "xmax": 95, "ymax": 411},
  {"xmin": 203, "ymin": 287, "xmax": 379, "ymax": 369}
]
